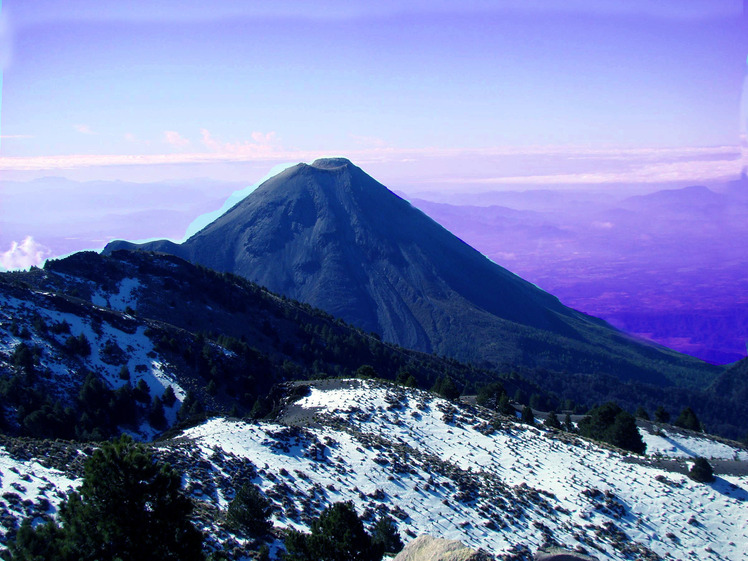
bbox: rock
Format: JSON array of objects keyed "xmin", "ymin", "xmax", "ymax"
[
  {"xmin": 534, "ymin": 546, "xmax": 598, "ymax": 561},
  {"xmin": 394, "ymin": 534, "xmax": 491, "ymax": 561}
]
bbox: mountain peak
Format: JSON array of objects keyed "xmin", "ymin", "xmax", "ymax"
[
  {"xmin": 103, "ymin": 160, "xmax": 717, "ymax": 385},
  {"xmin": 309, "ymin": 157, "xmax": 354, "ymax": 170}
]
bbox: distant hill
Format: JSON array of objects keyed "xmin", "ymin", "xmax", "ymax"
[
  {"xmin": 0, "ymin": 249, "xmax": 525, "ymax": 440},
  {"xmin": 106, "ymin": 158, "xmax": 719, "ymax": 389},
  {"xmin": 404, "ymin": 182, "xmax": 748, "ymax": 365}
]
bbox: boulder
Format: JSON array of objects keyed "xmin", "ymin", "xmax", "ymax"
[{"xmin": 393, "ymin": 535, "xmax": 491, "ymax": 561}]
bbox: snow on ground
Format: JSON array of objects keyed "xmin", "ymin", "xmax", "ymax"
[
  {"xmin": 91, "ymin": 277, "xmax": 141, "ymax": 312},
  {"xmin": 641, "ymin": 426, "xmax": 748, "ymax": 461},
  {"xmin": 0, "ymin": 376, "xmax": 745, "ymax": 559},
  {"xmin": 0, "ymin": 290, "xmax": 184, "ymax": 437},
  {"xmin": 180, "ymin": 380, "xmax": 748, "ymax": 561},
  {"xmin": 0, "ymin": 448, "xmax": 80, "ymax": 543},
  {"xmin": 1, "ymin": 291, "xmax": 184, "ymax": 399}
]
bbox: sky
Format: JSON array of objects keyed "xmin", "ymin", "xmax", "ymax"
[{"xmin": 0, "ymin": 0, "xmax": 747, "ymax": 267}]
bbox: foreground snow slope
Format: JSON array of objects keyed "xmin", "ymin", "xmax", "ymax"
[
  {"xmin": 181, "ymin": 380, "xmax": 747, "ymax": 561},
  {"xmin": 1, "ymin": 379, "xmax": 745, "ymax": 559}
]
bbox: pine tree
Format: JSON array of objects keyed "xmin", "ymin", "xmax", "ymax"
[
  {"xmin": 689, "ymin": 456, "xmax": 715, "ymax": 483},
  {"xmin": 521, "ymin": 405, "xmax": 535, "ymax": 425},
  {"xmin": 134, "ymin": 378, "xmax": 151, "ymax": 403},
  {"xmin": 148, "ymin": 396, "xmax": 167, "ymax": 430},
  {"xmin": 634, "ymin": 407, "xmax": 650, "ymax": 421},
  {"xmin": 162, "ymin": 385, "xmax": 177, "ymax": 407},
  {"xmin": 283, "ymin": 502, "xmax": 381, "ymax": 561},
  {"xmin": 544, "ymin": 411, "xmax": 561, "ymax": 430},
  {"xmin": 431, "ymin": 376, "xmax": 459, "ymax": 400},
  {"xmin": 654, "ymin": 405, "xmax": 670, "ymax": 423},
  {"xmin": 7, "ymin": 435, "xmax": 205, "ymax": 561},
  {"xmin": 226, "ymin": 484, "xmax": 273, "ymax": 537},
  {"xmin": 497, "ymin": 393, "xmax": 515, "ymax": 416},
  {"xmin": 355, "ymin": 364, "xmax": 377, "ymax": 379},
  {"xmin": 370, "ymin": 514, "xmax": 403, "ymax": 555},
  {"xmin": 578, "ymin": 402, "xmax": 645, "ymax": 454},
  {"xmin": 563, "ymin": 412, "xmax": 574, "ymax": 432},
  {"xmin": 674, "ymin": 407, "xmax": 702, "ymax": 432}
]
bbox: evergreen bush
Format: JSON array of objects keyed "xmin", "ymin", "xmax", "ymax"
[
  {"xmin": 689, "ymin": 457, "xmax": 715, "ymax": 483},
  {"xmin": 5, "ymin": 435, "xmax": 204, "ymax": 560}
]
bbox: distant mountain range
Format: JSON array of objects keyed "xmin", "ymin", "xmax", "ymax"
[
  {"xmin": 106, "ymin": 158, "xmax": 719, "ymax": 390},
  {"xmin": 407, "ymin": 178, "xmax": 748, "ymax": 364}
]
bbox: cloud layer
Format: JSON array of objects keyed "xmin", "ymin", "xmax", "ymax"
[
  {"xmin": 0, "ymin": 144, "xmax": 740, "ymax": 185},
  {"xmin": 0, "ymin": 237, "xmax": 51, "ymax": 271}
]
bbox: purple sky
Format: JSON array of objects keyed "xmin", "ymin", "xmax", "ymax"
[
  {"xmin": 1, "ymin": 1, "xmax": 745, "ymax": 173},
  {"xmin": 1, "ymin": 0, "xmax": 747, "ymax": 267}
]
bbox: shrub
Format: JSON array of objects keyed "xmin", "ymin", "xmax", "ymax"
[
  {"xmin": 689, "ymin": 457, "xmax": 715, "ymax": 483},
  {"xmin": 283, "ymin": 501, "xmax": 382, "ymax": 561},
  {"xmin": 226, "ymin": 484, "xmax": 273, "ymax": 537},
  {"xmin": 578, "ymin": 402, "xmax": 646, "ymax": 455}
]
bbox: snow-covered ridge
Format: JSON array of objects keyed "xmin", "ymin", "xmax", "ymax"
[
  {"xmin": 1, "ymin": 379, "xmax": 746, "ymax": 560},
  {"xmin": 0, "ymin": 288, "xmax": 185, "ymax": 439},
  {"xmin": 181, "ymin": 380, "xmax": 747, "ymax": 560}
]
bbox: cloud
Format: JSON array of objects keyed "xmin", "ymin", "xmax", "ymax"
[
  {"xmin": 74, "ymin": 124, "xmax": 96, "ymax": 135},
  {"xmin": 250, "ymin": 131, "xmax": 277, "ymax": 144},
  {"xmin": 163, "ymin": 130, "xmax": 190, "ymax": 147},
  {"xmin": 200, "ymin": 129, "xmax": 221, "ymax": 152},
  {"xmin": 201, "ymin": 129, "xmax": 278, "ymax": 155},
  {"xmin": 450, "ymin": 157, "xmax": 743, "ymax": 185},
  {"xmin": 350, "ymin": 134, "xmax": 389, "ymax": 149},
  {"xmin": 0, "ymin": 237, "xmax": 51, "ymax": 270},
  {"xmin": 0, "ymin": 144, "xmax": 741, "ymax": 187},
  {"xmin": 124, "ymin": 133, "xmax": 137, "ymax": 142}
]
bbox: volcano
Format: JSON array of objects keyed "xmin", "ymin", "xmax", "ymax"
[{"xmin": 105, "ymin": 158, "xmax": 717, "ymax": 387}]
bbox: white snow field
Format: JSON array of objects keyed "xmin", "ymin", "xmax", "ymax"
[
  {"xmin": 0, "ymin": 378, "xmax": 745, "ymax": 559},
  {"xmin": 0, "ymin": 290, "xmax": 185, "ymax": 437},
  {"xmin": 0, "ymin": 446, "xmax": 81, "ymax": 543},
  {"xmin": 179, "ymin": 380, "xmax": 748, "ymax": 561},
  {"xmin": 641, "ymin": 426, "xmax": 748, "ymax": 461}
]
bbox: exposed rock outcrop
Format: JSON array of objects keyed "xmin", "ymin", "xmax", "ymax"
[{"xmin": 393, "ymin": 535, "xmax": 493, "ymax": 561}]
